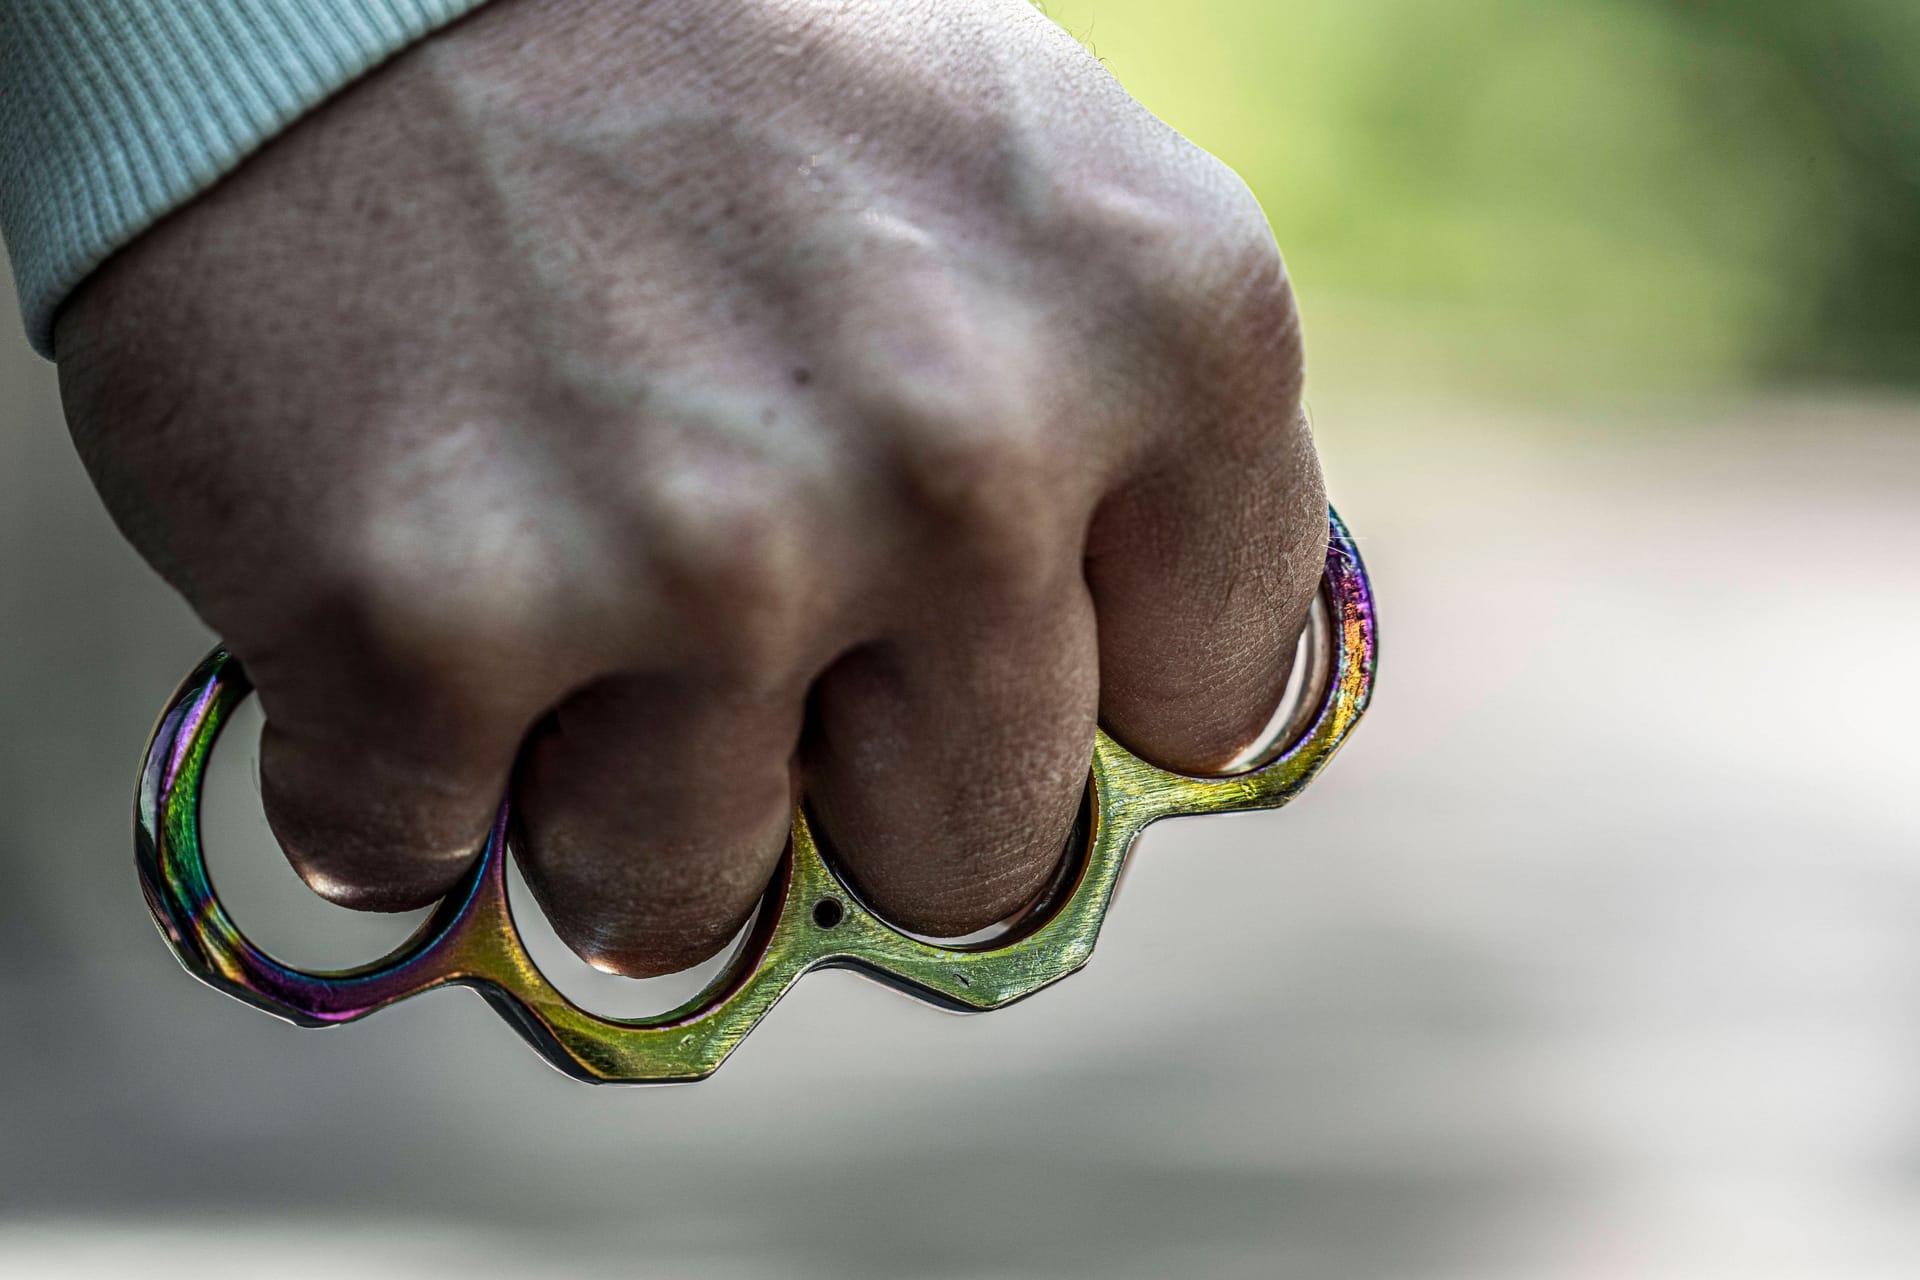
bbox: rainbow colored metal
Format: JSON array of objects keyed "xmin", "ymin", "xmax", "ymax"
[{"xmin": 136, "ymin": 508, "xmax": 1376, "ymax": 1083}]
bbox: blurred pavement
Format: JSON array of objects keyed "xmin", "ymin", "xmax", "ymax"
[{"xmin": 4, "ymin": 298, "xmax": 1920, "ymax": 1275}]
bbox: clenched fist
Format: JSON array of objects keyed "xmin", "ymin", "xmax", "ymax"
[{"xmin": 54, "ymin": 0, "xmax": 1324, "ymax": 977}]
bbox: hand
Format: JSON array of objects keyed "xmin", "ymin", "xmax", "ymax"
[{"xmin": 55, "ymin": 0, "xmax": 1325, "ymax": 976}]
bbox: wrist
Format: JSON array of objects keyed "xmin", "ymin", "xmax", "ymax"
[{"xmin": 3, "ymin": 0, "xmax": 496, "ymax": 360}]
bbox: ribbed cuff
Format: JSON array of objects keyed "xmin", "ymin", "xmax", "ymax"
[{"xmin": 0, "ymin": 0, "xmax": 495, "ymax": 358}]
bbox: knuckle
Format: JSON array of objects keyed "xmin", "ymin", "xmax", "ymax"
[
  {"xmin": 310, "ymin": 568, "xmax": 467, "ymax": 678},
  {"xmin": 1060, "ymin": 175, "xmax": 1194, "ymax": 272},
  {"xmin": 1187, "ymin": 196, "xmax": 1301, "ymax": 375},
  {"xmin": 298, "ymin": 542, "xmax": 538, "ymax": 710},
  {"xmin": 1067, "ymin": 159, "xmax": 1296, "ymax": 346},
  {"xmin": 893, "ymin": 421, "xmax": 1067, "ymax": 594},
  {"xmin": 631, "ymin": 468, "xmax": 815, "ymax": 678},
  {"xmin": 862, "ymin": 353, "xmax": 1072, "ymax": 595},
  {"xmin": 1216, "ymin": 216, "xmax": 1303, "ymax": 363},
  {"xmin": 1181, "ymin": 204, "xmax": 1285, "ymax": 314}
]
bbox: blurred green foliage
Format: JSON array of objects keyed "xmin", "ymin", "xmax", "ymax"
[{"xmin": 1044, "ymin": 0, "xmax": 1920, "ymax": 395}]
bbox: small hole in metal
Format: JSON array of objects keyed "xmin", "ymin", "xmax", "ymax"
[
  {"xmin": 808, "ymin": 786, "xmax": 1093, "ymax": 952},
  {"xmin": 812, "ymin": 898, "xmax": 844, "ymax": 929}
]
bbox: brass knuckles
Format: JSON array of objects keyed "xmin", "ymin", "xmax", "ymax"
[{"xmin": 135, "ymin": 509, "xmax": 1376, "ymax": 1083}]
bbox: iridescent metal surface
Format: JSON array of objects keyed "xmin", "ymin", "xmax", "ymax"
[{"xmin": 135, "ymin": 508, "xmax": 1377, "ymax": 1083}]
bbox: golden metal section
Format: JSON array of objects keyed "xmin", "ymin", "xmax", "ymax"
[{"xmin": 136, "ymin": 512, "xmax": 1375, "ymax": 1083}]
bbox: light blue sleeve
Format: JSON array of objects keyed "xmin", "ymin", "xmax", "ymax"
[{"xmin": 0, "ymin": 0, "xmax": 495, "ymax": 358}]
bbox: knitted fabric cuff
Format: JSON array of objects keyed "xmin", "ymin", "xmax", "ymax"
[{"xmin": 1, "ymin": 0, "xmax": 494, "ymax": 358}]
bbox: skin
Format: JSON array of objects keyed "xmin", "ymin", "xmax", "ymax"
[{"xmin": 53, "ymin": 0, "xmax": 1325, "ymax": 977}]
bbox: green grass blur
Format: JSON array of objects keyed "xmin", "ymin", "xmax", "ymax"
[{"xmin": 1043, "ymin": 0, "xmax": 1920, "ymax": 398}]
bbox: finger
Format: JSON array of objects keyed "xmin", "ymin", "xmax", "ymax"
[
  {"xmin": 512, "ymin": 673, "xmax": 802, "ymax": 977},
  {"xmin": 1087, "ymin": 407, "xmax": 1326, "ymax": 774},
  {"xmin": 255, "ymin": 648, "xmax": 531, "ymax": 913},
  {"xmin": 803, "ymin": 583, "xmax": 1099, "ymax": 939}
]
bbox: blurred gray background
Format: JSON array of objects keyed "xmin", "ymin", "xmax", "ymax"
[{"xmin": 6, "ymin": 3, "xmax": 1920, "ymax": 1276}]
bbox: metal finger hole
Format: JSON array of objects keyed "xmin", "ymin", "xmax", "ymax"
[
  {"xmin": 502, "ymin": 849, "xmax": 764, "ymax": 1020},
  {"xmin": 1212, "ymin": 588, "xmax": 1337, "ymax": 776},
  {"xmin": 815, "ymin": 784, "xmax": 1093, "ymax": 952},
  {"xmin": 198, "ymin": 695, "xmax": 430, "ymax": 970}
]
